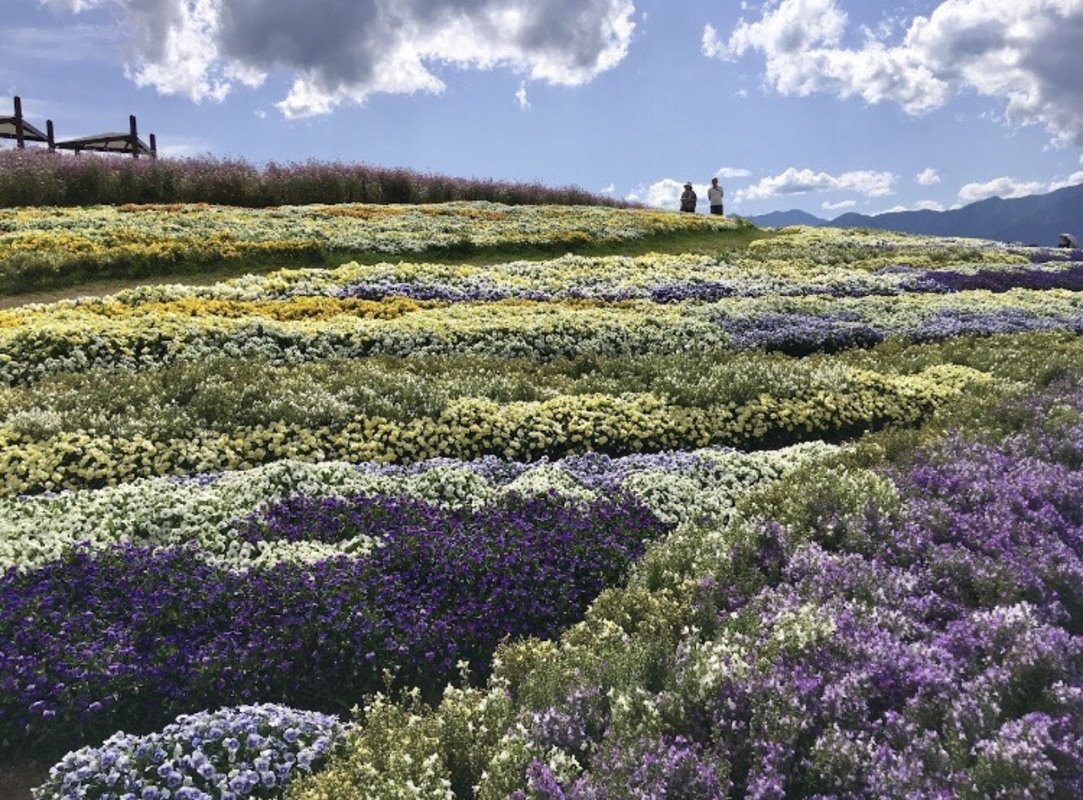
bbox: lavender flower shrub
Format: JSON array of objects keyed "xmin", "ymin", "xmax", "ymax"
[
  {"xmin": 902, "ymin": 262, "xmax": 1083, "ymax": 294},
  {"xmin": 515, "ymin": 735, "xmax": 730, "ymax": 799},
  {"xmin": 1016, "ymin": 247, "xmax": 1083, "ymax": 264},
  {"xmin": 0, "ymin": 491, "xmax": 668, "ymax": 760},
  {"xmin": 715, "ymin": 312, "xmax": 886, "ymax": 355},
  {"xmin": 32, "ymin": 703, "xmax": 344, "ymax": 800},
  {"xmin": 399, "ymin": 403, "xmax": 1080, "ymax": 800},
  {"xmin": 906, "ymin": 308, "xmax": 1067, "ymax": 342}
]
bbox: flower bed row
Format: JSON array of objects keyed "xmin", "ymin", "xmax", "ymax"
[
  {"xmin": 0, "ymin": 366, "xmax": 978, "ymax": 495},
  {"xmin": 3, "ymin": 332, "xmax": 1080, "ymax": 450},
  {"xmin": 322, "ymin": 255, "xmax": 1083, "ymax": 304},
  {"xmin": 330, "ymin": 260, "xmax": 1083, "ymax": 303},
  {"xmin": 0, "ymin": 203, "xmax": 746, "ymax": 292},
  {"xmin": 0, "ymin": 442, "xmax": 835, "ymax": 572},
  {"xmin": 0, "ymin": 203, "xmax": 739, "ymax": 258},
  {"xmin": 289, "ymin": 386, "xmax": 1083, "ymax": 799},
  {"xmin": 3, "ymin": 246, "xmax": 1074, "ymax": 317},
  {"xmin": 2, "ymin": 214, "xmax": 1022, "ymax": 297},
  {"xmin": 8, "ymin": 239, "xmax": 1038, "ymax": 309},
  {"xmin": 2, "ymin": 286, "xmax": 1082, "ymax": 385},
  {"xmin": 733, "ymin": 225, "xmax": 1026, "ymax": 275},
  {"xmin": 0, "ymin": 302, "xmax": 712, "ymax": 385}
]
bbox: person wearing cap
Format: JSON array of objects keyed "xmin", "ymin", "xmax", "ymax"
[
  {"xmin": 679, "ymin": 182, "xmax": 697, "ymax": 213},
  {"xmin": 708, "ymin": 177, "xmax": 724, "ymax": 216},
  {"xmin": 1058, "ymin": 233, "xmax": 1079, "ymax": 248}
]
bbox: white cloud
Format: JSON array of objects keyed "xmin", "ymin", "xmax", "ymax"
[
  {"xmin": 915, "ymin": 168, "xmax": 941, "ymax": 186},
  {"xmin": 709, "ymin": 0, "xmax": 1083, "ymax": 145},
  {"xmin": 647, "ymin": 178, "xmax": 688, "ymax": 209},
  {"xmin": 39, "ymin": 0, "xmax": 105, "ymax": 10},
  {"xmin": 1048, "ymin": 170, "xmax": 1083, "ymax": 190},
  {"xmin": 49, "ymin": 0, "xmax": 637, "ymax": 117},
  {"xmin": 914, "ymin": 199, "xmax": 947, "ymax": 211},
  {"xmin": 515, "ymin": 82, "xmax": 531, "ymax": 110},
  {"xmin": 638, "ymin": 178, "xmax": 704, "ymax": 210},
  {"xmin": 716, "ymin": 166, "xmax": 752, "ymax": 178},
  {"xmin": 601, "ymin": 183, "xmax": 616, "ymax": 194},
  {"xmin": 123, "ymin": 0, "xmax": 235, "ymax": 103},
  {"xmin": 723, "ymin": 0, "xmax": 849, "ymax": 60},
  {"xmin": 822, "ymin": 199, "xmax": 856, "ymax": 211},
  {"xmin": 957, "ymin": 176, "xmax": 1044, "ymax": 203},
  {"xmin": 701, "ymin": 23, "xmax": 725, "ymax": 58},
  {"xmin": 740, "ymin": 167, "xmax": 896, "ymax": 200}
]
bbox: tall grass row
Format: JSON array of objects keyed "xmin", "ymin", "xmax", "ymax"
[{"xmin": 0, "ymin": 150, "xmax": 628, "ymax": 209}]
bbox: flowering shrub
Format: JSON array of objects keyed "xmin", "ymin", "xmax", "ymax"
[
  {"xmin": 293, "ymin": 393, "xmax": 1083, "ymax": 799},
  {"xmin": 1, "ymin": 492, "xmax": 667, "ymax": 757},
  {"xmin": 716, "ymin": 311, "xmax": 886, "ymax": 354},
  {"xmin": 0, "ymin": 366, "xmax": 974, "ymax": 495},
  {"xmin": 0, "ymin": 442, "xmax": 830, "ymax": 572},
  {"xmin": 902, "ymin": 261, "xmax": 1083, "ymax": 293},
  {"xmin": 33, "ymin": 703, "xmax": 345, "ymax": 800}
]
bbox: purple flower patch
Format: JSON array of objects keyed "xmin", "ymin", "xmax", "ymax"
[{"xmin": 0, "ymin": 491, "xmax": 669, "ymax": 760}]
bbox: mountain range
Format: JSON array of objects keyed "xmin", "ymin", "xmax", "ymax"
[{"xmin": 745, "ymin": 182, "xmax": 1083, "ymax": 247}]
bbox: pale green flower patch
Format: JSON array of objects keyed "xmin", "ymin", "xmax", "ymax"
[
  {"xmin": 0, "ymin": 300, "xmax": 727, "ymax": 384},
  {"xmin": 735, "ymin": 225, "xmax": 1028, "ymax": 275}
]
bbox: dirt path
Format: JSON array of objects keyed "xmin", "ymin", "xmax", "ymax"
[{"xmin": 0, "ymin": 761, "xmax": 49, "ymax": 799}]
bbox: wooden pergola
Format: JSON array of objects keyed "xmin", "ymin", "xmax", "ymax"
[
  {"xmin": 54, "ymin": 115, "xmax": 157, "ymax": 158},
  {"xmin": 0, "ymin": 96, "xmax": 50, "ymax": 148},
  {"xmin": 1, "ymin": 95, "xmax": 157, "ymax": 158}
]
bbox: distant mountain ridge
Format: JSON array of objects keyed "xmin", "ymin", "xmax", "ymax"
[{"xmin": 746, "ymin": 182, "xmax": 1083, "ymax": 246}]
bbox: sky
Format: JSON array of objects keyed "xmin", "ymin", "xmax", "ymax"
[{"xmin": 3, "ymin": 0, "xmax": 1083, "ymax": 219}]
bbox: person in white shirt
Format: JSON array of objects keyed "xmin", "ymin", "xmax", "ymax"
[{"xmin": 708, "ymin": 177, "xmax": 724, "ymax": 216}]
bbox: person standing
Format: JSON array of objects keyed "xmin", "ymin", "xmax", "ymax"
[
  {"xmin": 708, "ymin": 177, "xmax": 724, "ymax": 216},
  {"xmin": 680, "ymin": 182, "xmax": 697, "ymax": 213}
]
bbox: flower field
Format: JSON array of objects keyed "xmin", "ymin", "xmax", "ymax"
[
  {"xmin": 0, "ymin": 200, "xmax": 737, "ymax": 296},
  {"xmin": 0, "ymin": 204, "xmax": 1081, "ymax": 799}
]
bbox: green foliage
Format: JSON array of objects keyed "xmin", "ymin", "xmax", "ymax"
[{"xmin": 739, "ymin": 460, "xmax": 902, "ymax": 553}]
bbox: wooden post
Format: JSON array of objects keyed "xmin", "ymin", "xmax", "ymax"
[
  {"xmin": 14, "ymin": 96, "xmax": 25, "ymax": 148},
  {"xmin": 149, "ymin": 133, "xmax": 157, "ymax": 159},
  {"xmin": 130, "ymin": 114, "xmax": 139, "ymax": 158},
  {"xmin": 46, "ymin": 120, "xmax": 55, "ymax": 151}
]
